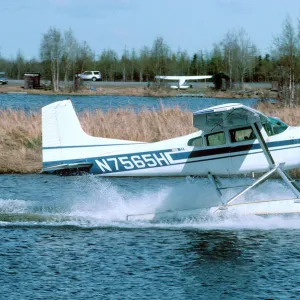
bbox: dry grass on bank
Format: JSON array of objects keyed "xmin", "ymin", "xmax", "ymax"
[
  {"xmin": 80, "ymin": 106, "xmax": 194, "ymax": 142},
  {"xmin": 0, "ymin": 110, "xmax": 42, "ymax": 173},
  {"xmin": 0, "ymin": 83, "xmax": 276, "ymax": 99},
  {"xmin": 0, "ymin": 84, "xmax": 177, "ymax": 97},
  {"xmin": 257, "ymin": 102, "xmax": 300, "ymax": 126},
  {"xmin": 0, "ymin": 107, "xmax": 194, "ymax": 173},
  {"xmin": 2, "ymin": 103, "xmax": 300, "ymax": 174}
]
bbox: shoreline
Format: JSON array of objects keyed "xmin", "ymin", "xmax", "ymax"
[{"xmin": 0, "ymin": 84, "xmax": 277, "ymax": 99}]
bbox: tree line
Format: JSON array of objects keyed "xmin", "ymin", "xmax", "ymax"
[
  {"xmin": 1, "ymin": 16, "xmax": 300, "ymax": 104},
  {"xmin": 0, "ymin": 28, "xmax": 271, "ymax": 84}
]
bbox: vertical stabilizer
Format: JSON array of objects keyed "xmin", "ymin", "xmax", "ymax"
[
  {"xmin": 42, "ymin": 100, "xmax": 84, "ymax": 148},
  {"xmin": 42, "ymin": 100, "xmax": 141, "ymax": 171}
]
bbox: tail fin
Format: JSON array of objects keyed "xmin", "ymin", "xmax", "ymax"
[
  {"xmin": 42, "ymin": 100, "xmax": 140, "ymax": 172},
  {"xmin": 42, "ymin": 100, "xmax": 84, "ymax": 148}
]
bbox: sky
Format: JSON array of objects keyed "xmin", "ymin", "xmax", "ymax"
[{"xmin": 1, "ymin": 0, "xmax": 300, "ymax": 59}]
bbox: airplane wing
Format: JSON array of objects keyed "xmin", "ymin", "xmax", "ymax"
[
  {"xmin": 180, "ymin": 76, "xmax": 212, "ymax": 80},
  {"xmin": 155, "ymin": 75, "xmax": 212, "ymax": 81},
  {"xmin": 155, "ymin": 76, "xmax": 183, "ymax": 80},
  {"xmin": 193, "ymin": 103, "xmax": 268, "ymax": 131}
]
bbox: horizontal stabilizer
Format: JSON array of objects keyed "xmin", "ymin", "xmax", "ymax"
[{"xmin": 42, "ymin": 162, "xmax": 93, "ymax": 172}]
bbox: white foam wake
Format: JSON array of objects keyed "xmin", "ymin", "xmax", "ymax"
[
  {"xmin": 66, "ymin": 176, "xmax": 300, "ymax": 230},
  {"xmin": 2, "ymin": 176, "xmax": 300, "ymax": 230},
  {"xmin": 0, "ymin": 199, "xmax": 31, "ymax": 214}
]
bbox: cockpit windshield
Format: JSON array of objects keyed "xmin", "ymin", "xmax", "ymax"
[{"xmin": 263, "ymin": 117, "xmax": 288, "ymax": 136}]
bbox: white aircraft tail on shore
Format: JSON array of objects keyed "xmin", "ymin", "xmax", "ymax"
[
  {"xmin": 155, "ymin": 75, "xmax": 212, "ymax": 89},
  {"xmin": 42, "ymin": 99, "xmax": 300, "ymax": 220}
]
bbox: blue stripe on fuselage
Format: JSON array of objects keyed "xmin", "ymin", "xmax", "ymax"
[
  {"xmin": 169, "ymin": 139, "xmax": 300, "ymax": 161},
  {"xmin": 43, "ymin": 149, "xmax": 173, "ymax": 169}
]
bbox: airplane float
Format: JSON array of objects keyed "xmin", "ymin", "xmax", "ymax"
[
  {"xmin": 155, "ymin": 75, "xmax": 212, "ymax": 89},
  {"xmin": 42, "ymin": 100, "xmax": 300, "ymax": 220}
]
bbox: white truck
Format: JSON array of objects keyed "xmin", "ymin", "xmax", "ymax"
[{"xmin": 79, "ymin": 71, "xmax": 102, "ymax": 81}]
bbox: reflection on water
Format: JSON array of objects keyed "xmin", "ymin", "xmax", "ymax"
[{"xmin": 186, "ymin": 231, "xmax": 243, "ymax": 262}]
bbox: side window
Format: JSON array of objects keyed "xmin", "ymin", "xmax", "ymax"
[
  {"xmin": 206, "ymin": 132, "xmax": 226, "ymax": 146},
  {"xmin": 94, "ymin": 72, "xmax": 99, "ymax": 75},
  {"xmin": 230, "ymin": 127, "xmax": 256, "ymax": 143},
  {"xmin": 188, "ymin": 136, "xmax": 203, "ymax": 147}
]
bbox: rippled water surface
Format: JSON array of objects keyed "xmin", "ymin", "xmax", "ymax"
[
  {"xmin": 0, "ymin": 93, "xmax": 260, "ymax": 112},
  {"xmin": 1, "ymin": 174, "xmax": 300, "ymax": 299}
]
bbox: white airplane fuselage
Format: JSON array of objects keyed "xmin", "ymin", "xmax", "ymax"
[
  {"xmin": 65, "ymin": 127, "xmax": 300, "ymax": 176},
  {"xmin": 42, "ymin": 101, "xmax": 300, "ymax": 177}
]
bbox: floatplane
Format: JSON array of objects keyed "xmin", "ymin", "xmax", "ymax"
[
  {"xmin": 42, "ymin": 100, "xmax": 300, "ymax": 220},
  {"xmin": 155, "ymin": 75, "xmax": 212, "ymax": 89}
]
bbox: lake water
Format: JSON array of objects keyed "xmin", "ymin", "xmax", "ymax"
[
  {"xmin": 0, "ymin": 93, "xmax": 259, "ymax": 112},
  {"xmin": 1, "ymin": 94, "xmax": 298, "ymax": 299},
  {"xmin": 1, "ymin": 174, "xmax": 300, "ymax": 299}
]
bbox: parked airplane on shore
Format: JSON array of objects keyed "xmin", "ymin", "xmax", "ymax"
[
  {"xmin": 155, "ymin": 75, "xmax": 213, "ymax": 89},
  {"xmin": 42, "ymin": 100, "xmax": 300, "ymax": 219}
]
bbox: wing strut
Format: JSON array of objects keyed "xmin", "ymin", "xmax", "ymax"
[
  {"xmin": 252, "ymin": 122, "xmax": 275, "ymax": 168},
  {"xmin": 277, "ymin": 167, "xmax": 300, "ymax": 198},
  {"xmin": 208, "ymin": 173, "xmax": 223, "ymax": 198},
  {"xmin": 252, "ymin": 121, "xmax": 300, "ymax": 197}
]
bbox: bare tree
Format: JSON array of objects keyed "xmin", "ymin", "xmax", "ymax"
[
  {"xmin": 139, "ymin": 46, "xmax": 151, "ymax": 81},
  {"xmin": 121, "ymin": 46, "xmax": 129, "ymax": 81},
  {"xmin": 222, "ymin": 30, "xmax": 237, "ymax": 88},
  {"xmin": 236, "ymin": 30, "xmax": 257, "ymax": 86},
  {"xmin": 76, "ymin": 41, "xmax": 94, "ymax": 73},
  {"xmin": 62, "ymin": 29, "xmax": 78, "ymax": 84},
  {"xmin": 273, "ymin": 16, "xmax": 299, "ymax": 106},
  {"xmin": 40, "ymin": 27, "xmax": 64, "ymax": 91},
  {"xmin": 151, "ymin": 37, "xmax": 170, "ymax": 75},
  {"xmin": 222, "ymin": 29, "xmax": 257, "ymax": 88}
]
